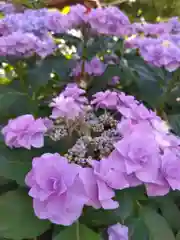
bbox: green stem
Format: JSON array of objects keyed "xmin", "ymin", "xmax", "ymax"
[{"xmin": 76, "ymin": 221, "xmax": 80, "ymax": 240}]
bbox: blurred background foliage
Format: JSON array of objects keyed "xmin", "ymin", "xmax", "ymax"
[
  {"xmin": 10, "ymin": 0, "xmax": 180, "ymax": 22},
  {"xmin": 104, "ymin": 0, "xmax": 180, "ymax": 22}
]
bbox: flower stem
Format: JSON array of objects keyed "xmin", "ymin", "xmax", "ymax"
[{"xmin": 76, "ymin": 220, "xmax": 80, "ymax": 240}]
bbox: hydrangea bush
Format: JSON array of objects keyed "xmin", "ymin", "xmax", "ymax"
[{"xmin": 0, "ymin": 2, "xmax": 180, "ymax": 240}]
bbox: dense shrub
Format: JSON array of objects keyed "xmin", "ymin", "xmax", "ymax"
[{"xmin": 0, "ymin": 3, "xmax": 180, "ymax": 240}]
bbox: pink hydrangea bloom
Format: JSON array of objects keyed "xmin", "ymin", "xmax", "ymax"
[
  {"xmin": 49, "ymin": 94, "xmax": 84, "ymax": 120},
  {"xmin": 91, "ymin": 90, "xmax": 119, "ymax": 109},
  {"xmin": 25, "ymin": 153, "xmax": 88, "ymax": 226},
  {"xmin": 79, "ymin": 166, "xmax": 119, "ymax": 210},
  {"xmin": 1, "ymin": 114, "xmax": 48, "ymax": 149},
  {"xmin": 108, "ymin": 223, "xmax": 128, "ymax": 240}
]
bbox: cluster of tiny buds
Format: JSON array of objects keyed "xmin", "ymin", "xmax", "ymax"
[
  {"xmin": 64, "ymin": 109, "xmax": 121, "ymax": 166},
  {"xmin": 48, "ymin": 118, "xmax": 68, "ymax": 141},
  {"xmin": 47, "ymin": 109, "xmax": 120, "ymax": 166}
]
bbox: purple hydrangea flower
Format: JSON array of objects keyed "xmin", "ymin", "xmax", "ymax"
[
  {"xmin": 132, "ymin": 22, "xmax": 172, "ymax": 36},
  {"xmin": 2, "ymin": 114, "xmax": 48, "ymax": 149},
  {"xmin": 138, "ymin": 36, "xmax": 180, "ymax": 72},
  {"xmin": 168, "ymin": 17, "xmax": 180, "ymax": 34},
  {"xmin": 0, "ymin": 2, "xmax": 16, "ymax": 15},
  {"xmin": 108, "ymin": 223, "xmax": 128, "ymax": 240},
  {"xmin": 0, "ymin": 31, "xmax": 55, "ymax": 57},
  {"xmin": 80, "ymin": 166, "xmax": 119, "ymax": 210},
  {"xmin": 110, "ymin": 76, "xmax": 120, "ymax": 85},
  {"xmin": 89, "ymin": 152, "xmax": 141, "ymax": 192},
  {"xmin": 87, "ymin": 7, "xmax": 131, "ymax": 36},
  {"xmin": 0, "ymin": 9, "xmax": 49, "ymax": 36},
  {"xmin": 91, "ymin": 90, "xmax": 119, "ymax": 109},
  {"xmin": 62, "ymin": 83, "xmax": 88, "ymax": 103},
  {"xmin": 25, "ymin": 153, "xmax": 88, "ymax": 226},
  {"xmin": 45, "ymin": 5, "xmax": 86, "ymax": 33},
  {"xmin": 71, "ymin": 57, "xmax": 106, "ymax": 77},
  {"xmin": 117, "ymin": 101, "xmax": 157, "ymax": 122},
  {"xmin": 114, "ymin": 122, "xmax": 160, "ymax": 184},
  {"xmin": 89, "ymin": 57, "xmax": 106, "ymax": 76},
  {"xmin": 161, "ymin": 149, "xmax": 180, "ymax": 190},
  {"xmin": 49, "ymin": 94, "xmax": 84, "ymax": 120}
]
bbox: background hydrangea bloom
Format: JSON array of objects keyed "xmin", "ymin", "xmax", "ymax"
[
  {"xmin": 0, "ymin": 2, "xmax": 16, "ymax": 15},
  {"xmin": 0, "ymin": 31, "xmax": 55, "ymax": 57},
  {"xmin": 71, "ymin": 57, "xmax": 106, "ymax": 77},
  {"xmin": 1, "ymin": 114, "xmax": 48, "ymax": 149},
  {"xmin": 87, "ymin": 7, "xmax": 131, "ymax": 36}
]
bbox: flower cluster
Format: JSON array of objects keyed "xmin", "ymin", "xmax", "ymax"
[
  {"xmin": 2, "ymin": 84, "xmax": 180, "ymax": 226},
  {"xmin": 0, "ymin": 4, "xmax": 133, "ymax": 57},
  {"xmin": 86, "ymin": 7, "xmax": 132, "ymax": 36},
  {"xmin": 0, "ymin": 2, "xmax": 180, "ymax": 69},
  {"xmin": 126, "ymin": 34, "xmax": 180, "ymax": 71},
  {"xmin": 0, "ymin": 31, "xmax": 55, "ymax": 57},
  {"xmin": 1, "ymin": 115, "xmax": 52, "ymax": 149},
  {"xmin": 0, "ymin": 2, "xmax": 16, "ymax": 15}
]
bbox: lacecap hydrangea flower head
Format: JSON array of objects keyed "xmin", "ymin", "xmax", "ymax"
[{"xmin": 2, "ymin": 83, "xmax": 180, "ymax": 226}]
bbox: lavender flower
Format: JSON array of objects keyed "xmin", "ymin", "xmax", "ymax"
[
  {"xmin": 0, "ymin": 31, "xmax": 55, "ymax": 57},
  {"xmin": 87, "ymin": 7, "xmax": 131, "ymax": 36},
  {"xmin": 108, "ymin": 223, "xmax": 128, "ymax": 240},
  {"xmin": 110, "ymin": 76, "xmax": 120, "ymax": 85},
  {"xmin": 138, "ymin": 36, "xmax": 180, "ymax": 72},
  {"xmin": 0, "ymin": 2, "xmax": 16, "ymax": 15},
  {"xmin": 49, "ymin": 94, "xmax": 84, "ymax": 120},
  {"xmin": 114, "ymin": 122, "xmax": 160, "ymax": 184},
  {"xmin": 168, "ymin": 17, "xmax": 180, "ymax": 34},
  {"xmin": 62, "ymin": 83, "xmax": 88, "ymax": 103},
  {"xmin": 71, "ymin": 57, "xmax": 106, "ymax": 77},
  {"xmin": 80, "ymin": 166, "xmax": 119, "ymax": 209},
  {"xmin": 2, "ymin": 115, "xmax": 48, "ymax": 149},
  {"xmin": 91, "ymin": 90, "xmax": 119, "ymax": 109},
  {"xmin": 132, "ymin": 22, "xmax": 172, "ymax": 36},
  {"xmin": 25, "ymin": 153, "xmax": 88, "ymax": 226}
]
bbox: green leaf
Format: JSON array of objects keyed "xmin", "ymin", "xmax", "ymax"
[
  {"xmin": 53, "ymin": 223, "xmax": 100, "ymax": 240},
  {"xmin": 129, "ymin": 218, "xmax": 150, "ymax": 240},
  {"xmin": 140, "ymin": 207, "xmax": 175, "ymax": 240},
  {"xmin": 136, "ymin": 80, "xmax": 163, "ymax": 107},
  {"xmin": 81, "ymin": 207, "xmax": 119, "ymax": 228},
  {"xmin": 26, "ymin": 55, "xmax": 75, "ymax": 91},
  {"xmin": 125, "ymin": 56, "xmax": 165, "ymax": 107},
  {"xmin": 156, "ymin": 197, "xmax": 180, "ymax": 231},
  {"xmin": 115, "ymin": 190, "xmax": 134, "ymax": 222},
  {"xmin": 176, "ymin": 231, "xmax": 180, "ymax": 240},
  {"xmin": 0, "ymin": 85, "xmax": 38, "ymax": 122},
  {"xmin": 0, "ymin": 143, "xmax": 43, "ymax": 185},
  {"xmin": 0, "ymin": 189, "xmax": 50, "ymax": 239},
  {"xmin": 88, "ymin": 65, "xmax": 122, "ymax": 95},
  {"xmin": 168, "ymin": 114, "xmax": 180, "ymax": 136}
]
